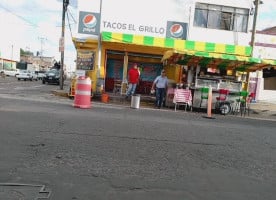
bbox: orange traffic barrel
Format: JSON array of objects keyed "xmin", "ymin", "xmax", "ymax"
[{"xmin": 73, "ymin": 76, "xmax": 91, "ymax": 108}]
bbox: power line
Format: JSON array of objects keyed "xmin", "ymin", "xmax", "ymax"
[
  {"xmin": 55, "ymin": 7, "xmax": 76, "ymax": 28},
  {"xmin": 0, "ymin": 3, "xmax": 38, "ymax": 27},
  {"xmin": 67, "ymin": 7, "xmax": 77, "ymax": 24},
  {"xmin": 66, "ymin": 12, "xmax": 73, "ymax": 39}
]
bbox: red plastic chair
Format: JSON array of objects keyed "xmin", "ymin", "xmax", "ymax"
[
  {"xmin": 215, "ymin": 89, "xmax": 230, "ymax": 115},
  {"xmin": 216, "ymin": 89, "xmax": 229, "ymax": 101},
  {"xmin": 243, "ymin": 92, "xmax": 255, "ymax": 116}
]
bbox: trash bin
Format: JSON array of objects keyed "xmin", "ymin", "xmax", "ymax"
[{"xmin": 131, "ymin": 94, "xmax": 140, "ymax": 109}]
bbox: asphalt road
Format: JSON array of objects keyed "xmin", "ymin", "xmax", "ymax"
[{"xmin": 0, "ymin": 76, "xmax": 276, "ymax": 200}]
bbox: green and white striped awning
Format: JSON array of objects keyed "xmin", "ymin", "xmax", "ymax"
[
  {"xmin": 102, "ymin": 31, "xmax": 276, "ymax": 71},
  {"xmin": 102, "ymin": 31, "xmax": 252, "ymax": 56}
]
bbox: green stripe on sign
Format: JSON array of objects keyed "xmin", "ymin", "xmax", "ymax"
[
  {"xmin": 164, "ymin": 38, "xmax": 175, "ymax": 48},
  {"xmin": 248, "ymin": 57, "xmax": 261, "ymax": 63},
  {"xmin": 221, "ymin": 54, "xmax": 236, "ymax": 60},
  {"xmin": 144, "ymin": 36, "xmax": 154, "ymax": 46},
  {"xmin": 245, "ymin": 47, "xmax": 252, "ymax": 56},
  {"xmin": 225, "ymin": 45, "xmax": 236, "ymax": 54},
  {"xmin": 205, "ymin": 43, "xmax": 216, "ymax": 52},
  {"xmin": 185, "ymin": 40, "xmax": 195, "ymax": 50},
  {"xmin": 194, "ymin": 51, "xmax": 210, "ymax": 57},
  {"xmin": 123, "ymin": 34, "xmax": 133, "ymax": 43},
  {"xmin": 103, "ymin": 32, "xmax": 112, "ymax": 41}
]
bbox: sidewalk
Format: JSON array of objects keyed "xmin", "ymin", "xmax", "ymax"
[
  {"xmin": 249, "ymin": 100, "xmax": 276, "ymax": 119},
  {"xmin": 52, "ymin": 85, "xmax": 276, "ymax": 120}
]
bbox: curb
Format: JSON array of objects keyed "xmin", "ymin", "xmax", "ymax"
[
  {"xmin": 52, "ymin": 90, "xmax": 276, "ymax": 120},
  {"xmin": 51, "ymin": 90, "xmax": 69, "ymax": 98}
]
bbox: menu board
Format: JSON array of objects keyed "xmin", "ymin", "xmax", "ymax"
[{"xmin": 77, "ymin": 51, "xmax": 95, "ymax": 70}]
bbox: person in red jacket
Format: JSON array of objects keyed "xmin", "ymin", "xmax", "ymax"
[{"xmin": 125, "ymin": 63, "xmax": 140, "ymax": 99}]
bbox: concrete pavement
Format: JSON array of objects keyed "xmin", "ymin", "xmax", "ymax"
[
  {"xmin": 52, "ymin": 84, "xmax": 276, "ymax": 120},
  {"xmin": 249, "ymin": 100, "xmax": 276, "ymax": 119}
]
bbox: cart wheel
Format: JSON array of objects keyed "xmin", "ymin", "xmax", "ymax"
[{"xmin": 219, "ymin": 102, "xmax": 231, "ymax": 115}]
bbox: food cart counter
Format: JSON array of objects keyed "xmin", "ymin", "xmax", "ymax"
[{"xmin": 192, "ymin": 77, "xmax": 242, "ymax": 112}]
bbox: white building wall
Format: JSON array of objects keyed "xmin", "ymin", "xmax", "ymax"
[
  {"xmin": 257, "ymin": 79, "xmax": 276, "ymax": 101},
  {"xmin": 253, "ymin": 33, "xmax": 276, "ymax": 59},
  {"xmin": 77, "ymin": 0, "xmax": 276, "ymax": 102},
  {"xmin": 252, "ymin": 34, "xmax": 276, "ymax": 103},
  {"xmin": 76, "ymin": 0, "xmax": 254, "ymax": 47},
  {"xmin": 189, "ymin": 27, "xmax": 251, "ymax": 45}
]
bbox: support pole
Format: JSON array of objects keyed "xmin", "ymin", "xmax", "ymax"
[
  {"xmin": 60, "ymin": 0, "xmax": 69, "ymax": 90},
  {"xmin": 122, "ymin": 52, "xmax": 128, "ymax": 95},
  {"xmin": 250, "ymin": 0, "xmax": 260, "ymax": 57},
  {"xmin": 207, "ymin": 86, "xmax": 212, "ymax": 117},
  {"xmin": 96, "ymin": 0, "xmax": 103, "ymax": 94},
  {"xmin": 203, "ymin": 85, "xmax": 215, "ymax": 119}
]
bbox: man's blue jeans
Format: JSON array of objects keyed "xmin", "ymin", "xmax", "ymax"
[
  {"xmin": 126, "ymin": 83, "xmax": 137, "ymax": 96},
  {"xmin": 155, "ymin": 88, "xmax": 166, "ymax": 108}
]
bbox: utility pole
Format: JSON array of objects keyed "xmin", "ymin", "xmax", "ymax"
[
  {"xmin": 60, "ymin": 0, "xmax": 69, "ymax": 90},
  {"xmin": 38, "ymin": 37, "xmax": 46, "ymax": 70},
  {"xmin": 38, "ymin": 37, "xmax": 46, "ymax": 56},
  {"xmin": 96, "ymin": 0, "xmax": 103, "ymax": 93},
  {"xmin": 250, "ymin": 0, "xmax": 261, "ymax": 57},
  {"xmin": 10, "ymin": 44, "xmax": 13, "ymax": 70}
]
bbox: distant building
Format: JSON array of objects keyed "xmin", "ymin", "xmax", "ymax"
[
  {"xmin": 20, "ymin": 55, "xmax": 55, "ymax": 71},
  {"xmin": 251, "ymin": 26, "xmax": 276, "ymax": 101},
  {"xmin": 254, "ymin": 26, "xmax": 276, "ymax": 59},
  {"xmin": 0, "ymin": 58, "xmax": 17, "ymax": 71}
]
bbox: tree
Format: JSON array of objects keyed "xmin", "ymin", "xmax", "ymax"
[
  {"xmin": 53, "ymin": 61, "xmax": 61, "ymax": 69},
  {"xmin": 20, "ymin": 48, "xmax": 33, "ymax": 56}
]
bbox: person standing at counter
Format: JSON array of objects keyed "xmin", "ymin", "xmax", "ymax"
[{"xmin": 151, "ymin": 70, "xmax": 168, "ymax": 109}]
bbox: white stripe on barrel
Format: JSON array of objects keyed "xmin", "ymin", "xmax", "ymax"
[{"xmin": 73, "ymin": 76, "xmax": 91, "ymax": 108}]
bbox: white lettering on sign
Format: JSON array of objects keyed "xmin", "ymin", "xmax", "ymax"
[
  {"xmin": 103, "ymin": 21, "xmax": 128, "ymax": 30},
  {"xmin": 83, "ymin": 27, "xmax": 96, "ymax": 33},
  {"xmin": 138, "ymin": 25, "xmax": 165, "ymax": 34},
  {"xmin": 103, "ymin": 21, "xmax": 165, "ymax": 35}
]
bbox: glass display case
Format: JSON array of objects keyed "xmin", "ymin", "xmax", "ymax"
[
  {"xmin": 195, "ymin": 77, "xmax": 242, "ymax": 92},
  {"xmin": 219, "ymin": 79, "xmax": 242, "ymax": 92},
  {"xmin": 195, "ymin": 77, "xmax": 220, "ymax": 90}
]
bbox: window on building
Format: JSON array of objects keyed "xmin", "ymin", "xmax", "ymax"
[{"xmin": 193, "ymin": 3, "xmax": 249, "ymax": 32}]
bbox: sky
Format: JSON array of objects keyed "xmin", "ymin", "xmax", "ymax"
[
  {"xmin": 0, "ymin": 0, "xmax": 78, "ymax": 71},
  {"xmin": 0, "ymin": 0, "xmax": 276, "ymax": 72}
]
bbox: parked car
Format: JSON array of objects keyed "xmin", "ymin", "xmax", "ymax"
[
  {"xmin": 42, "ymin": 69, "xmax": 61, "ymax": 85},
  {"xmin": 31, "ymin": 71, "xmax": 38, "ymax": 81},
  {"xmin": 17, "ymin": 70, "xmax": 38, "ymax": 81},
  {"xmin": 36, "ymin": 71, "xmax": 46, "ymax": 80},
  {"xmin": 3, "ymin": 69, "xmax": 20, "ymax": 77}
]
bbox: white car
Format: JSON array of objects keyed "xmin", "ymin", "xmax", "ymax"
[
  {"xmin": 36, "ymin": 71, "xmax": 46, "ymax": 80},
  {"xmin": 3, "ymin": 69, "xmax": 20, "ymax": 77},
  {"xmin": 17, "ymin": 70, "xmax": 38, "ymax": 81}
]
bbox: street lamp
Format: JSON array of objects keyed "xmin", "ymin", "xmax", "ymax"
[{"xmin": 60, "ymin": 0, "xmax": 69, "ymax": 90}]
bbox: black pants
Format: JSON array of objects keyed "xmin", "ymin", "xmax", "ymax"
[{"xmin": 155, "ymin": 88, "xmax": 166, "ymax": 108}]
